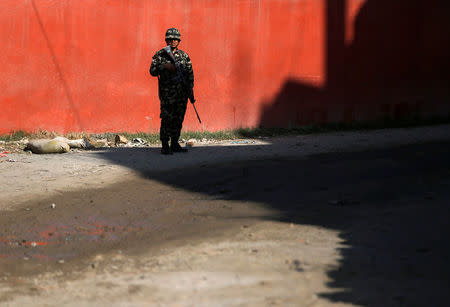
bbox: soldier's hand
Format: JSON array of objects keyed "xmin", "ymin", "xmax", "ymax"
[{"xmin": 162, "ymin": 63, "xmax": 176, "ymax": 72}]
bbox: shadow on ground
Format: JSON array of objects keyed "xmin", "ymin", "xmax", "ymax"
[{"xmin": 89, "ymin": 141, "xmax": 450, "ymax": 306}]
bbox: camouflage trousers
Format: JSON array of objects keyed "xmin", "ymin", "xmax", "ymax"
[{"xmin": 159, "ymin": 98, "xmax": 188, "ymax": 142}]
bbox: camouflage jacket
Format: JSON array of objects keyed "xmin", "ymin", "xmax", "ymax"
[{"xmin": 149, "ymin": 48, "xmax": 194, "ymax": 102}]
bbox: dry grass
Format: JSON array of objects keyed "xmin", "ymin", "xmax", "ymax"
[
  {"xmin": 1, "ymin": 116, "xmax": 449, "ymax": 144},
  {"xmin": 64, "ymin": 131, "xmax": 90, "ymax": 140}
]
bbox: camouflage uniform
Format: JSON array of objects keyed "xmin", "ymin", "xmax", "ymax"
[{"xmin": 149, "ymin": 29, "xmax": 194, "ymax": 145}]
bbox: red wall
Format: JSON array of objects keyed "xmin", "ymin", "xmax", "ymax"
[{"xmin": 1, "ymin": 0, "xmax": 448, "ymax": 134}]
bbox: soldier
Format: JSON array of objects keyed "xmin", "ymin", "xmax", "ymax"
[{"xmin": 149, "ymin": 28, "xmax": 194, "ymax": 155}]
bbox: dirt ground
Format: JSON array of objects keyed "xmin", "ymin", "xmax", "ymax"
[{"xmin": 0, "ymin": 125, "xmax": 449, "ymax": 306}]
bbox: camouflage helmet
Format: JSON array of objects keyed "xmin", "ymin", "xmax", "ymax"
[{"xmin": 165, "ymin": 28, "xmax": 181, "ymax": 41}]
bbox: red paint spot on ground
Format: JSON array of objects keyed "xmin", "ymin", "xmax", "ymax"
[{"xmin": 33, "ymin": 254, "xmax": 52, "ymax": 260}]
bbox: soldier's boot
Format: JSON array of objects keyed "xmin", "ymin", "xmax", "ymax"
[
  {"xmin": 161, "ymin": 140, "xmax": 173, "ymax": 155},
  {"xmin": 171, "ymin": 138, "xmax": 188, "ymax": 153}
]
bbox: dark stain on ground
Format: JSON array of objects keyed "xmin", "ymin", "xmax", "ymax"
[{"xmin": 1, "ymin": 141, "xmax": 450, "ymax": 306}]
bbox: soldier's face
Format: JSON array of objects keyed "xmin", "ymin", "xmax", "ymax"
[{"xmin": 166, "ymin": 39, "xmax": 180, "ymax": 49}]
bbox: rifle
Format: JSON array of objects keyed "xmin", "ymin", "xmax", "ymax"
[{"xmin": 163, "ymin": 46, "xmax": 201, "ymax": 123}]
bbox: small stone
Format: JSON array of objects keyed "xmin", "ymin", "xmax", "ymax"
[
  {"xmin": 58, "ymin": 259, "xmax": 65, "ymax": 264},
  {"xmin": 50, "ymin": 203, "xmax": 56, "ymax": 209},
  {"xmin": 67, "ymin": 138, "xmax": 92, "ymax": 149},
  {"xmin": 114, "ymin": 135, "xmax": 128, "ymax": 145},
  {"xmin": 132, "ymin": 138, "xmax": 146, "ymax": 144},
  {"xmin": 23, "ymin": 257, "xmax": 30, "ymax": 261},
  {"xmin": 306, "ymin": 239, "xmax": 310, "ymax": 245},
  {"xmin": 186, "ymin": 139, "xmax": 196, "ymax": 147},
  {"xmin": 25, "ymin": 208, "xmax": 31, "ymax": 211}
]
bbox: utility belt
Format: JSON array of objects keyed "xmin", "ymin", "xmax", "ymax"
[{"xmin": 158, "ymin": 76, "xmax": 183, "ymax": 87}]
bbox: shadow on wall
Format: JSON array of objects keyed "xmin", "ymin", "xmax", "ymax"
[
  {"xmin": 259, "ymin": 0, "xmax": 450, "ymax": 128},
  {"xmin": 31, "ymin": 0, "xmax": 82, "ymax": 131}
]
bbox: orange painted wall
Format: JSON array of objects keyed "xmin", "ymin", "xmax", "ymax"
[{"xmin": 0, "ymin": 0, "xmax": 448, "ymax": 134}]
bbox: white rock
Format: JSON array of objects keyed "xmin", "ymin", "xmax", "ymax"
[
  {"xmin": 132, "ymin": 138, "xmax": 146, "ymax": 144},
  {"xmin": 67, "ymin": 138, "xmax": 92, "ymax": 149}
]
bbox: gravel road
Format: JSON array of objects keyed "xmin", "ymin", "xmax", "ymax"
[
  {"xmin": 0, "ymin": 125, "xmax": 449, "ymax": 306},
  {"xmin": 1, "ymin": 125, "xmax": 449, "ymax": 210}
]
